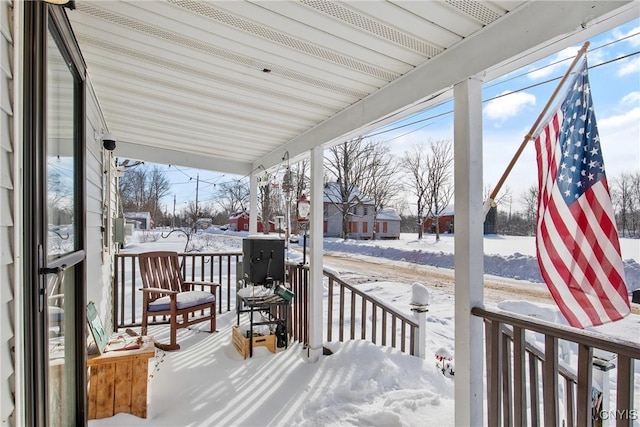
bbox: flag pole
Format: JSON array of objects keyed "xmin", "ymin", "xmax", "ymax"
[{"xmin": 483, "ymin": 41, "xmax": 590, "ymax": 219}]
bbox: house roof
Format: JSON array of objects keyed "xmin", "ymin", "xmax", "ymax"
[
  {"xmin": 377, "ymin": 208, "xmax": 401, "ymax": 221},
  {"xmin": 323, "ymin": 182, "xmax": 373, "ymax": 205},
  {"xmin": 64, "ymin": 2, "xmax": 636, "ymax": 175}
]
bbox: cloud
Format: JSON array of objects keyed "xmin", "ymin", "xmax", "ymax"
[
  {"xmin": 599, "ymin": 105, "xmax": 640, "ymax": 134},
  {"xmin": 617, "ymin": 56, "xmax": 640, "ymax": 77},
  {"xmin": 484, "ymin": 91, "xmax": 536, "ymax": 125},
  {"xmin": 612, "ymin": 24, "xmax": 640, "ymax": 48},
  {"xmin": 621, "ymin": 91, "xmax": 640, "ymax": 106},
  {"xmin": 525, "ymin": 44, "xmax": 609, "ymax": 81},
  {"xmin": 598, "ymin": 105, "xmax": 640, "ymax": 176}
]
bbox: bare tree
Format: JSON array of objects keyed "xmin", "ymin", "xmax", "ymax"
[
  {"xmin": 259, "ymin": 182, "xmax": 282, "ymax": 234},
  {"xmin": 631, "ymin": 172, "xmax": 640, "ymax": 236},
  {"xmin": 215, "ymin": 179, "xmax": 249, "ymax": 215},
  {"xmin": 484, "ymin": 184, "xmax": 513, "ymax": 216},
  {"xmin": 520, "ymin": 185, "xmax": 539, "ymax": 236},
  {"xmin": 147, "ymin": 166, "xmax": 171, "ymax": 223},
  {"xmin": 325, "ymin": 138, "xmax": 375, "ymax": 239},
  {"xmin": 119, "ymin": 164, "xmax": 171, "ymax": 225},
  {"xmin": 612, "ymin": 172, "xmax": 636, "ymax": 237},
  {"xmin": 425, "ymin": 140, "xmax": 454, "ymax": 241},
  {"xmin": 358, "ymin": 140, "xmax": 403, "ymax": 239},
  {"xmin": 401, "ymin": 143, "xmax": 429, "ymax": 239}
]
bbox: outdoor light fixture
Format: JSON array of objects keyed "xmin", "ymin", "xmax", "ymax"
[
  {"xmin": 256, "ymin": 165, "xmax": 271, "ymax": 187},
  {"xmin": 296, "ymin": 194, "xmax": 310, "ymax": 222},
  {"xmin": 297, "ymin": 194, "xmax": 310, "ymax": 265}
]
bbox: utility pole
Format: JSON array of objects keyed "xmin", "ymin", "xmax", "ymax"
[
  {"xmin": 195, "ymin": 173, "xmax": 199, "ymax": 219},
  {"xmin": 172, "ymin": 194, "xmax": 176, "ymax": 228}
]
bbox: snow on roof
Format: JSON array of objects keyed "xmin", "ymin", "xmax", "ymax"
[
  {"xmin": 377, "ymin": 208, "xmax": 401, "ymax": 221},
  {"xmin": 323, "ymin": 182, "xmax": 374, "ymax": 205}
]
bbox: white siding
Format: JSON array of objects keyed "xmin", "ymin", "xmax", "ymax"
[
  {"xmin": 0, "ymin": 0, "xmax": 14, "ymax": 424},
  {"xmin": 84, "ymin": 81, "xmax": 115, "ymax": 332}
]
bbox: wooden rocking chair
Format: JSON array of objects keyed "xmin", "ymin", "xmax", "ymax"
[{"xmin": 138, "ymin": 251, "xmax": 219, "ymax": 350}]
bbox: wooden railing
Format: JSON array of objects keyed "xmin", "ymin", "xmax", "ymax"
[
  {"xmin": 113, "ymin": 253, "xmax": 418, "ymax": 356},
  {"xmin": 473, "ymin": 307, "xmax": 639, "ymax": 427},
  {"xmin": 287, "ymin": 263, "xmax": 418, "ymax": 355}
]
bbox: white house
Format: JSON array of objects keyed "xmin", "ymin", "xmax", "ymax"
[
  {"xmin": 323, "ymin": 182, "xmax": 375, "ymax": 239},
  {"xmin": 1, "ymin": 2, "xmax": 635, "ymax": 426},
  {"xmin": 374, "ymin": 208, "xmax": 401, "ymax": 240},
  {"xmin": 123, "ymin": 211, "xmax": 152, "ymax": 230}
]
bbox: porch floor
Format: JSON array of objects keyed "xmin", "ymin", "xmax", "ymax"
[{"xmin": 87, "ymin": 310, "xmax": 455, "ymax": 427}]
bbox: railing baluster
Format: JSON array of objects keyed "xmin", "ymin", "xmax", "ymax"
[
  {"xmin": 529, "ymin": 353, "xmax": 540, "ymax": 427},
  {"xmin": 371, "ymin": 303, "xmax": 377, "ymax": 344},
  {"xmin": 488, "ymin": 319, "xmax": 501, "ymax": 427},
  {"xmin": 543, "ymin": 335, "xmax": 559, "ymax": 427},
  {"xmin": 391, "ymin": 317, "xmax": 396, "ymax": 348},
  {"xmin": 381, "ymin": 310, "xmax": 387, "ymax": 346},
  {"xmin": 339, "ymin": 283, "xmax": 345, "ymax": 342},
  {"xmin": 131, "ymin": 256, "xmax": 137, "ymax": 325},
  {"xmin": 350, "ymin": 292, "xmax": 356, "ymax": 340},
  {"xmin": 565, "ymin": 376, "xmax": 574, "ymax": 427},
  {"xmin": 576, "ymin": 343, "xmax": 592, "ymax": 427},
  {"xmin": 361, "ymin": 299, "xmax": 367, "ymax": 340},
  {"xmin": 513, "ymin": 326, "xmax": 527, "ymax": 427},
  {"xmin": 616, "ymin": 355, "xmax": 633, "ymax": 427},
  {"xmin": 327, "ymin": 277, "xmax": 334, "ymax": 342},
  {"xmin": 502, "ymin": 331, "xmax": 512, "ymax": 427}
]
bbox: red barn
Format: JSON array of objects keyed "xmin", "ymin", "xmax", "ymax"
[
  {"xmin": 228, "ymin": 211, "xmax": 275, "ymax": 233},
  {"xmin": 423, "ymin": 214, "xmax": 454, "ymax": 234}
]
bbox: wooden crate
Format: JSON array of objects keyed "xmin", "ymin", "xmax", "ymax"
[
  {"xmin": 87, "ymin": 339, "xmax": 155, "ymax": 420},
  {"xmin": 232, "ymin": 325, "xmax": 276, "ymax": 359}
]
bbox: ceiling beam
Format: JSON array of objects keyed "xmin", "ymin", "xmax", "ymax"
[{"xmin": 115, "ymin": 140, "xmax": 253, "ymax": 176}]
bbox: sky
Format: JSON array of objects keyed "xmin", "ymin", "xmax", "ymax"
[
  {"xmin": 88, "ymin": 230, "xmax": 639, "ymax": 427},
  {"xmin": 131, "ymin": 18, "xmax": 640, "ymax": 215}
]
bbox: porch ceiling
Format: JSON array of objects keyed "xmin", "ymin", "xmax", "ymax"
[{"xmin": 66, "ymin": 1, "xmax": 637, "ymax": 176}]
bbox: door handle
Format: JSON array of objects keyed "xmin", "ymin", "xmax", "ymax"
[
  {"xmin": 39, "ymin": 265, "xmax": 66, "ymax": 275},
  {"xmin": 38, "ymin": 265, "xmax": 66, "ymax": 313}
]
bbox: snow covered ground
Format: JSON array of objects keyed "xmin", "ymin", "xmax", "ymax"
[{"xmin": 88, "ymin": 230, "xmax": 639, "ymax": 427}]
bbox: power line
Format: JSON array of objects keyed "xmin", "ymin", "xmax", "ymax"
[{"xmin": 363, "ymin": 44, "xmax": 640, "ymax": 142}]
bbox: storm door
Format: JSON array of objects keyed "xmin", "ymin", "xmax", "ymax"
[{"xmin": 24, "ymin": 3, "xmax": 87, "ymax": 426}]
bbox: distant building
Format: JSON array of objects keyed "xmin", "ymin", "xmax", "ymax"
[
  {"xmin": 228, "ymin": 211, "xmax": 275, "ymax": 233},
  {"xmin": 124, "ymin": 211, "xmax": 153, "ymax": 230},
  {"xmin": 424, "ymin": 212, "xmax": 454, "ymax": 234},
  {"xmin": 374, "ymin": 208, "xmax": 401, "ymax": 239},
  {"xmin": 323, "ymin": 182, "xmax": 375, "ymax": 239},
  {"xmin": 422, "ymin": 204, "xmax": 499, "ymax": 235},
  {"xmin": 194, "ymin": 218, "xmax": 212, "ymax": 229}
]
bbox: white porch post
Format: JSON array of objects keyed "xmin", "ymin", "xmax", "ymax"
[
  {"xmin": 249, "ymin": 173, "xmax": 258, "ymax": 235},
  {"xmin": 306, "ymin": 145, "xmax": 324, "ymax": 362},
  {"xmin": 454, "ymin": 77, "xmax": 484, "ymax": 426}
]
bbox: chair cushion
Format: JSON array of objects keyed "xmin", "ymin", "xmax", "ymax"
[
  {"xmin": 49, "ymin": 306, "xmax": 64, "ymax": 322},
  {"xmin": 148, "ymin": 290, "xmax": 216, "ymax": 312}
]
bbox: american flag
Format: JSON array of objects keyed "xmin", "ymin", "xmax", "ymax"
[{"xmin": 534, "ymin": 59, "xmax": 630, "ymax": 328}]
